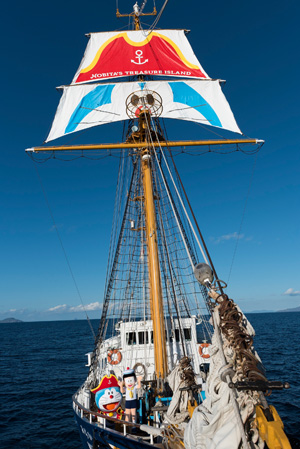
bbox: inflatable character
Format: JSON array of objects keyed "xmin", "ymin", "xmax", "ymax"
[
  {"xmin": 119, "ymin": 367, "xmax": 142, "ymax": 423},
  {"xmin": 91, "ymin": 374, "xmax": 123, "ymax": 419}
]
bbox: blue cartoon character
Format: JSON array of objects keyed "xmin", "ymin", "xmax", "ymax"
[{"xmin": 91, "ymin": 374, "xmax": 123, "ymax": 419}]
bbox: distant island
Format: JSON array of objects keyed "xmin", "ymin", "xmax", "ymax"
[
  {"xmin": 247, "ymin": 310, "xmax": 274, "ymax": 314},
  {"xmin": 276, "ymin": 305, "xmax": 300, "ymax": 313},
  {"xmin": 0, "ymin": 317, "xmax": 23, "ymax": 323}
]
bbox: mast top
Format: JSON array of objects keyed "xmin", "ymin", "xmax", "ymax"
[{"xmin": 116, "ymin": 1, "xmax": 157, "ymax": 30}]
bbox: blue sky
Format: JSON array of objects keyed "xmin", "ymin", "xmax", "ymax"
[{"xmin": 0, "ymin": 0, "xmax": 299, "ymax": 321}]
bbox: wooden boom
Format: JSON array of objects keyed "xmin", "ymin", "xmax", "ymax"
[{"xmin": 26, "ymin": 138, "xmax": 263, "ymax": 153}]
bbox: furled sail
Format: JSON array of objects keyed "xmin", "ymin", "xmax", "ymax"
[
  {"xmin": 46, "ymin": 80, "xmax": 241, "ymax": 142},
  {"xmin": 72, "ymin": 30, "xmax": 210, "ymax": 84}
]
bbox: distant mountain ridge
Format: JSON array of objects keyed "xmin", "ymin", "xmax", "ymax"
[
  {"xmin": 0, "ymin": 317, "xmax": 23, "ymax": 323},
  {"xmin": 276, "ymin": 305, "xmax": 300, "ymax": 313},
  {"xmin": 247, "ymin": 310, "xmax": 274, "ymax": 314}
]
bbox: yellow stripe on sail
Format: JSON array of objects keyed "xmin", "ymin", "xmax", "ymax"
[{"xmin": 152, "ymin": 32, "xmax": 200, "ymax": 70}]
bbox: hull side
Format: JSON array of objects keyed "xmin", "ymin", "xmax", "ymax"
[{"xmin": 74, "ymin": 410, "xmax": 156, "ymax": 449}]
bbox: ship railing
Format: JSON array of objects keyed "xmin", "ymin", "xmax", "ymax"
[{"xmin": 72, "ymin": 394, "xmax": 163, "ymax": 444}]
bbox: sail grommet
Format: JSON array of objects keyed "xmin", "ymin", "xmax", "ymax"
[{"xmin": 107, "ymin": 349, "xmax": 122, "ymax": 365}]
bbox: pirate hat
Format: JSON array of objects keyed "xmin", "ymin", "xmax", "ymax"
[{"xmin": 91, "ymin": 374, "xmax": 119, "ymax": 393}]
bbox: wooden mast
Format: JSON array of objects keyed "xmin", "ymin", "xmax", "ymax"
[
  {"xmin": 141, "ymin": 149, "xmax": 168, "ymax": 380},
  {"xmin": 105, "ymin": 2, "xmax": 167, "ymax": 381},
  {"xmin": 137, "ymin": 111, "xmax": 168, "ymax": 381},
  {"xmin": 128, "ymin": 4, "xmax": 168, "ymax": 381}
]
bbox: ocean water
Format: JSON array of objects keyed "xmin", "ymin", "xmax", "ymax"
[{"xmin": 0, "ymin": 313, "xmax": 299, "ymax": 449}]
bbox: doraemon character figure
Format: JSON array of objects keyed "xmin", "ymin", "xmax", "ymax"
[
  {"xmin": 91, "ymin": 374, "xmax": 123, "ymax": 419},
  {"xmin": 119, "ymin": 367, "xmax": 142, "ymax": 423}
]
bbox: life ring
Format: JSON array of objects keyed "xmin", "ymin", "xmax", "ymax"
[
  {"xmin": 107, "ymin": 349, "xmax": 122, "ymax": 365},
  {"xmin": 199, "ymin": 343, "xmax": 210, "ymax": 359}
]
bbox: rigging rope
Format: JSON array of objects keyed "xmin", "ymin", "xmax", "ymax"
[
  {"xmin": 32, "ymin": 162, "xmax": 96, "ymax": 341},
  {"xmin": 148, "ymin": 0, "xmax": 169, "ymax": 31},
  {"xmin": 227, "ymin": 150, "xmax": 259, "ymax": 284},
  {"xmin": 210, "ymin": 307, "xmax": 252, "ymax": 449},
  {"xmin": 139, "ymin": 0, "xmax": 148, "ymax": 14},
  {"xmin": 153, "ymin": 158, "xmax": 188, "ymax": 355},
  {"xmin": 148, "ymin": 133, "xmax": 194, "ymax": 268},
  {"xmin": 148, "ymin": 115, "xmax": 209, "ymax": 265}
]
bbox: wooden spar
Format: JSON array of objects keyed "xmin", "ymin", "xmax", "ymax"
[
  {"xmin": 134, "ymin": 109, "xmax": 168, "ymax": 382},
  {"xmin": 116, "ymin": 3, "xmax": 157, "ymax": 31},
  {"xmin": 141, "ymin": 151, "xmax": 168, "ymax": 380},
  {"xmin": 134, "ymin": 9, "xmax": 167, "ymax": 383},
  {"xmin": 26, "ymin": 138, "xmax": 263, "ymax": 153}
]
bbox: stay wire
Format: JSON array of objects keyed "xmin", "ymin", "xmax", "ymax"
[
  {"xmin": 139, "ymin": 0, "xmax": 148, "ymax": 14},
  {"xmin": 159, "ymin": 115, "xmax": 260, "ymax": 295},
  {"xmin": 153, "ymin": 156, "xmax": 189, "ymax": 353},
  {"xmin": 227, "ymin": 150, "xmax": 259, "ymax": 284},
  {"xmin": 32, "ymin": 161, "xmax": 96, "ymax": 341},
  {"xmin": 148, "ymin": 0, "xmax": 169, "ymax": 31},
  {"xmin": 149, "ymin": 115, "xmax": 209, "ymax": 265},
  {"xmin": 143, "ymin": 115, "xmax": 194, "ymax": 268}
]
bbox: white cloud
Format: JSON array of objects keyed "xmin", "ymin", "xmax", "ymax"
[
  {"xmin": 47, "ymin": 301, "xmax": 102, "ymax": 313},
  {"xmin": 213, "ymin": 232, "xmax": 245, "ymax": 244},
  {"xmin": 47, "ymin": 304, "xmax": 68, "ymax": 312},
  {"xmin": 283, "ymin": 288, "xmax": 300, "ymax": 296},
  {"xmin": 69, "ymin": 302, "xmax": 102, "ymax": 312}
]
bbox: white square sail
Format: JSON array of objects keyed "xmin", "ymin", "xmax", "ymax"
[{"xmin": 46, "ymin": 80, "xmax": 241, "ymax": 142}]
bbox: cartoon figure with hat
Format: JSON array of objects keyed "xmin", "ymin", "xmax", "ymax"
[
  {"xmin": 119, "ymin": 367, "xmax": 142, "ymax": 423},
  {"xmin": 91, "ymin": 374, "xmax": 123, "ymax": 419}
]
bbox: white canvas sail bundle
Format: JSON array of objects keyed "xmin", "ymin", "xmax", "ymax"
[
  {"xmin": 46, "ymin": 80, "xmax": 241, "ymax": 142},
  {"xmin": 184, "ymin": 309, "xmax": 264, "ymax": 449}
]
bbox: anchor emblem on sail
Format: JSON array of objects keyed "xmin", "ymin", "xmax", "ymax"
[{"xmin": 131, "ymin": 50, "xmax": 148, "ymax": 65}]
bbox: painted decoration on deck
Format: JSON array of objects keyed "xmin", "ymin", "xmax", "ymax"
[
  {"xmin": 72, "ymin": 30, "xmax": 209, "ymax": 84},
  {"xmin": 46, "ymin": 80, "xmax": 241, "ymax": 142},
  {"xmin": 91, "ymin": 374, "xmax": 123, "ymax": 419}
]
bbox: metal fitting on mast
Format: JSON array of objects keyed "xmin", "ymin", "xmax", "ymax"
[
  {"xmin": 116, "ymin": 1, "xmax": 157, "ymax": 28},
  {"xmin": 133, "ymin": 2, "xmax": 140, "ymax": 15}
]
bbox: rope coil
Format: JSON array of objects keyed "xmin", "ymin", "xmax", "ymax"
[{"xmin": 214, "ymin": 291, "xmax": 267, "ymax": 382}]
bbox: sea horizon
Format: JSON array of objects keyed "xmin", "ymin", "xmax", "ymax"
[{"xmin": 1, "ymin": 308, "xmax": 300, "ymax": 324}]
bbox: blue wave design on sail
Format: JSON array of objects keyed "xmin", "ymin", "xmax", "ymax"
[
  {"xmin": 168, "ymin": 82, "xmax": 222, "ymax": 127},
  {"xmin": 65, "ymin": 84, "xmax": 115, "ymax": 134}
]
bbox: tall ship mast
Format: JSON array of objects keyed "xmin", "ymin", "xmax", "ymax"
[{"xmin": 26, "ymin": 2, "xmax": 292, "ymax": 449}]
